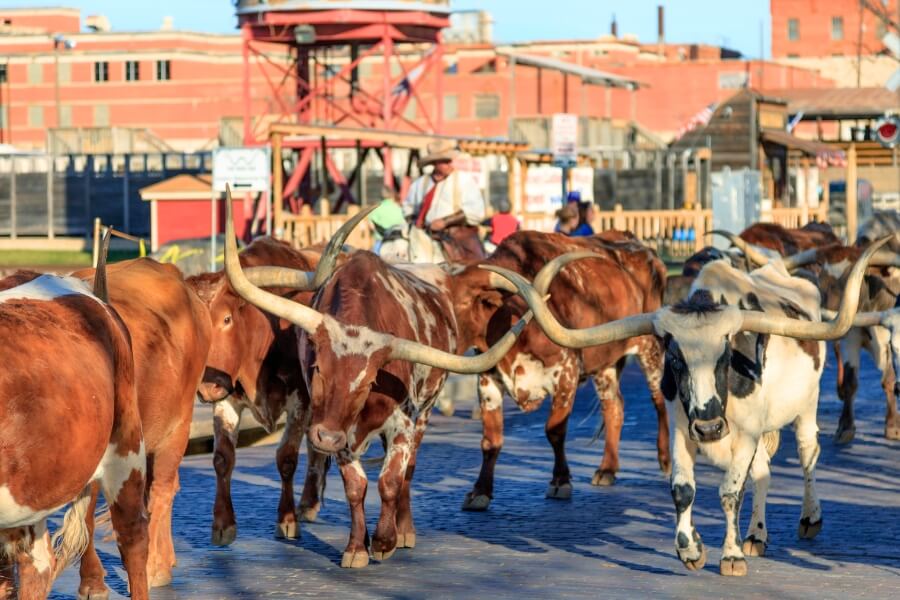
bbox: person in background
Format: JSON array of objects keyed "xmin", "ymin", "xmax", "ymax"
[
  {"xmin": 484, "ymin": 197, "xmax": 519, "ymax": 252},
  {"xmin": 403, "ymin": 139, "xmax": 486, "ymax": 263},
  {"xmin": 570, "ymin": 199, "xmax": 595, "ymax": 237},
  {"xmin": 368, "ymin": 185, "xmax": 405, "ymax": 253},
  {"xmin": 555, "ymin": 202, "xmax": 579, "ymax": 234}
]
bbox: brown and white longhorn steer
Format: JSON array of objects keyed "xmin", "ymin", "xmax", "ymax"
[
  {"xmin": 0, "ymin": 263, "xmax": 149, "ymax": 598},
  {"xmin": 186, "ymin": 238, "xmax": 331, "ymax": 545},
  {"xmin": 72, "ymin": 258, "xmax": 211, "ymax": 594},
  {"xmin": 221, "ymin": 192, "xmax": 530, "ymax": 568},
  {"xmin": 449, "ymin": 231, "xmax": 670, "ymax": 509}
]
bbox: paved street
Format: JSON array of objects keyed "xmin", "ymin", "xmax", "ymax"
[{"xmin": 54, "ymin": 355, "xmax": 900, "ymax": 599}]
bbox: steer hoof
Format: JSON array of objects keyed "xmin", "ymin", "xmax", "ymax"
[
  {"xmin": 275, "ymin": 520, "xmax": 299, "ymax": 540},
  {"xmin": 545, "ymin": 482, "xmax": 573, "ymax": 500},
  {"xmin": 299, "ymin": 503, "xmax": 321, "ymax": 523},
  {"xmin": 77, "ymin": 585, "xmax": 110, "ymax": 600},
  {"xmin": 462, "ymin": 492, "xmax": 491, "ymax": 511},
  {"xmin": 741, "ymin": 536, "xmax": 767, "ymax": 557},
  {"xmin": 341, "ymin": 550, "xmax": 370, "ymax": 568},
  {"xmin": 591, "ymin": 470, "xmax": 616, "ymax": 487},
  {"xmin": 211, "ymin": 524, "xmax": 236, "ymax": 547},
  {"xmin": 149, "ymin": 568, "xmax": 173, "ymax": 588},
  {"xmin": 397, "ymin": 532, "xmax": 417, "ymax": 549},
  {"xmin": 372, "ymin": 546, "xmax": 396, "ymax": 562},
  {"xmin": 798, "ymin": 517, "xmax": 823, "ymax": 539},
  {"xmin": 680, "ymin": 545, "xmax": 707, "ymax": 571},
  {"xmin": 833, "ymin": 424, "xmax": 856, "ymax": 445},
  {"xmin": 719, "ymin": 557, "xmax": 748, "ymax": 577}
]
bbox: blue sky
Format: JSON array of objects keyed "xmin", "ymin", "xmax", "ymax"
[{"xmin": 0, "ymin": 0, "xmax": 772, "ymax": 57}]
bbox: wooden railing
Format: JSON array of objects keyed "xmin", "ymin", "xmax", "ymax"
[{"xmin": 276, "ymin": 204, "xmax": 829, "ymax": 257}]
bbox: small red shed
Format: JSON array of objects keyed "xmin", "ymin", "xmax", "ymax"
[{"xmin": 139, "ymin": 174, "xmax": 248, "ymax": 252}]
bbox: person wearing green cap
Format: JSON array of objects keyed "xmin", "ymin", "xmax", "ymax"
[{"xmin": 369, "ymin": 186, "xmax": 406, "ymax": 254}]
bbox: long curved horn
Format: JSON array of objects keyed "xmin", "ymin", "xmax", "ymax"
[
  {"xmin": 781, "ymin": 247, "xmax": 821, "ymax": 271},
  {"xmin": 709, "ymin": 230, "xmax": 772, "ymax": 267},
  {"xmin": 223, "ymin": 185, "xmax": 324, "ymax": 334},
  {"xmin": 313, "ymin": 204, "xmax": 377, "ymax": 288},
  {"xmin": 868, "ymin": 248, "xmax": 900, "ymax": 268},
  {"xmin": 533, "ymin": 251, "xmax": 604, "ymax": 294},
  {"xmin": 481, "ymin": 263, "xmax": 655, "ymax": 349},
  {"xmin": 739, "ymin": 234, "xmax": 895, "ymax": 340},
  {"xmin": 239, "ymin": 204, "xmax": 377, "ymax": 290},
  {"xmin": 486, "ymin": 271, "xmax": 519, "ymax": 293},
  {"xmin": 388, "ymin": 311, "xmax": 533, "ymax": 373}
]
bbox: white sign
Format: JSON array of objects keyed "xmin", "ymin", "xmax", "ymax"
[
  {"xmin": 551, "ymin": 113, "xmax": 578, "ymax": 165},
  {"xmin": 452, "ymin": 153, "xmax": 487, "ymax": 189},
  {"xmin": 570, "ymin": 167, "xmax": 595, "ymax": 202},
  {"xmin": 212, "ymin": 147, "xmax": 270, "ymax": 193},
  {"xmin": 525, "ymin": 166, "xmax": 563, "ymax": 213}
]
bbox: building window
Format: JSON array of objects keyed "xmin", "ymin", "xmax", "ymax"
[
  {"xmin": 28, "ymin": 63, "xmax": 43, "ymax": 84},
  {"xmin": 444, "ymin": 62, "xmax": 458, "ymax": 75},
  {"xmin": 788, "ymin": 18, "xmax": 799, "ymax": 41},
  {"xmin": 444, "ymin": 95, "xmax": 459, "ymax": 121},
  {"xmin": 156, "ymin": 60, "xmax": 171, "ymax": 81},
  {"xmin": 831, "ymin": 17, "xmax": 844, "ymax": 40},
  {"xmin": 59, "ymin": 105, "xmax": 72, "ymax": 127},
  {"xmin": 125, "ymin": 60, "xmax": 139, "ymax": 81},
  {"xmin": 57, "ymin": 62, "xmax": 71, "ymax": 84},
  {"xmin": 94, "ymin": 104, "xmax": 109, "ymax": 127},
  {"xmin": 28, "ymin": 105, "xmax": 43, "ymax": 127},
  {"xmin": 0, "ymin": 64, "xmax": 7, "ymax": 83},
  {"xmin": 0, "ymin": 107, "xmax": 7, "ymax": 129},
  {"xmin": 474, "ymin": 94, "xmax": 500, "ymax": 119},
  {"xmin": 93, "ymin": 61, "xmax": 109, "ymax": 82},
  {"xmin": 718, "ymin": 71, "xmax": 749, "ymax": 89},
  {"xmin": 876, "ymin": 20, "xmax": 887, "ymax": 40}
]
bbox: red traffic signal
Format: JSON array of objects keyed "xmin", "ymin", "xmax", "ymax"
[{"xmin": 875, "ymin": 117, "xmax": 899, "ymax": 148}]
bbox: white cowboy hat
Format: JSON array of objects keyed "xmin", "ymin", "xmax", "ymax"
[{"xmin": 419, "ymin": 139, "xmax": 459, "ymax": 168}]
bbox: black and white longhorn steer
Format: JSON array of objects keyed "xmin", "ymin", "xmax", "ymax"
[{"xmin": 484, "ymin": 236, "xmax": 889, "ymax": 576}]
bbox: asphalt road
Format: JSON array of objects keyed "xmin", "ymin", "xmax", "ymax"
[{"xmin": 52, "ymin": 353, "xmax": 900, "ymax": 599}]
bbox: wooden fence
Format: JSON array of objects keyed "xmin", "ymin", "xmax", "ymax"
[{"xmin": 276, "ymin": 204, "xmax": 829, "ymax": 257}]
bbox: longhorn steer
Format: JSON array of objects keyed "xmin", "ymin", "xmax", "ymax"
[
  {"xmin": 0, "ymin": 246, "xmax": 149, "ymax": 598},
  {"xmin": 186, "ymin": 237, "xmax": 332, "ymax": 545},
  {"xmin": 739, "ymin": 222, "xmax": 839, "ymax": 255},
  {"xmin": 71, "ymin": 258, "xmax": 212, "ymax": 594},
  {"xmin": 487, "ymin": 236, "xmax": 886, "ymax": 576},
  {"xmin": 449, "ymin": 231, "xmax": 670, "ymax": 510},
  {"xmin": 221, "ymin": 190, "xmax": 530, "ymax": 568}
]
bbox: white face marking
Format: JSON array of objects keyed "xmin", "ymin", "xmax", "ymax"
[
  {"xmin": 0, "ymin": 486, "xmax": 62, "ymax": 530},
  {"xmin": 91, "ymin": 441, "xmax": 146, "ymax": 504},
  {"xmin": 0, "ymin": 274, "xmax": 101, "ymax": 305},
  {"xmin": 321, "ymin": 317, "xmax": 389, "ymax": 358}
]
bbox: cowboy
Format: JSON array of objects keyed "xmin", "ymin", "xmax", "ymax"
[{"xmin": 403, "ymin": 139, "xmax": 486, "ymax": 263}]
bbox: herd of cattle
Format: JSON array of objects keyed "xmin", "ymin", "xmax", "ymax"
[{"xmin": 2, "ymin": 191, "xmax": 900, "ymax": 598}]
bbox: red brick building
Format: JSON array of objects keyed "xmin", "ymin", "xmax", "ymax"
[
  {"xmin": 771, "ymin": 0, "xmax": 899, "ymax": 59},
  {"xmin": 0, "ymin": 5, "xmax": 836, "ymax": 151}
]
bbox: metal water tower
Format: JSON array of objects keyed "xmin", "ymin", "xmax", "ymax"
[{"xmin": 234, "ymin": 0, "xmax": 450, "ymax": 205}]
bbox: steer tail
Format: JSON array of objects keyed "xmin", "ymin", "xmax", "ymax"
[
  {"xmin": 50, "ymin": 485, "xmax": 93, "ymax": 580},
  {"xmin": 762, "ymin": 430, "xmax": 781, "ymax": 459},
  {"xmin": 93, "ymin": 227, "xmax": 113, "ymax": 303}
]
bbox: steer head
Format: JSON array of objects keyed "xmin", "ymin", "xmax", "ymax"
[
  {"xmin": 484, "ymin": 235, "xmax": 893, "ymax": 444},
  {"xmin": 220, "ymin": 186, "xmax": 532, "ymax": 455}
]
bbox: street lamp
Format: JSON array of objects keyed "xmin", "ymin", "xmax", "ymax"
[{"xmin": 53, "ymin": 34, "xmax": 76, "ymax": 129}]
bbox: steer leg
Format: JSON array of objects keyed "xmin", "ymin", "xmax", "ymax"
[
  {"xmin": 396, "ymin": 411, "xmax": 430, "ymax": 551},
  {"xmin": 338, "ymin": 458, "xmax": 370, "ymax": 568},
  {"xmin": 16, "ymin": 521, "xmax": 53, "ymax": 600},
  {"xmin": 463, "ymin": 372, "xmax": 504, "ymax": 511},
  {"xmin": 742, "ymin": 438, "xmax": 772, "ymax": 557},
  {"xmin": 795, "ymin": 408, "xmax": 823, "ymax": 539},
  {"xmin": 372, "ymin": 411, "xmax": 415, "ymax": 562},
  {"xmin": 592, "ymin": 363, "xmax": 625, "ymax": 486},
  {"xmin": 77, "ymin": 482, "xmax": 108, "ymax": 600},
  {"xmin": 275, "ymin": 394, "xmax": 305, "ymax": 539},
  {"xmin": 835, "ymin": 329, "xmax": 862, "ymax": 444},
  {"xmin": 635, "ymin": 336, "xmax": 671, "ymax": 475},
  {"xmin": 670, "ymin": 403, "xmax": 705, "ymax": 572},
  {"xmin": 545, "ymin": 382, "xmax": 576, "ymax": 500},
  {"xmin": 299, "ymin": 443, "xmax": 330, "ymax": 522},
  {"xmin": 146, "ymin": 432, "xmax": 189, "ymax": 588},
  {"xmin": 211, "ymin": 398, "xmax": 242, "ymax": 546},
  {"xmin": 717, "ymin": 433, "xmax": 757, "ymax": 577},
  {"xmin": 102, "ymin": 449, "xmax": 150, "ymax": 600},
  {"xmin": 868, "ymin": 326, "xmax": 900, "ymax": 440}
]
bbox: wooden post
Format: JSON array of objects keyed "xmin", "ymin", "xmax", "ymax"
[
  {"xmin": 92, "ymin": 217, "xmax": 101, "ymax": 268},
  {"xmin": 507, "ymin": 155, "xmax": 518, "ymax": 213},
  {"xmin": 693, "ymin": 205, "xmax": 705, "ymax": 252},
  {"xmin": 613, "ymin": 203, "xmax": 625, "ymax": 231},
  {"xmin": 272, "ymin": 132, "xmax": 283, "ymax": 236},
  {"xmin": 847, "ymin": 143, "xmax": 857, "ymax": 244}
]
